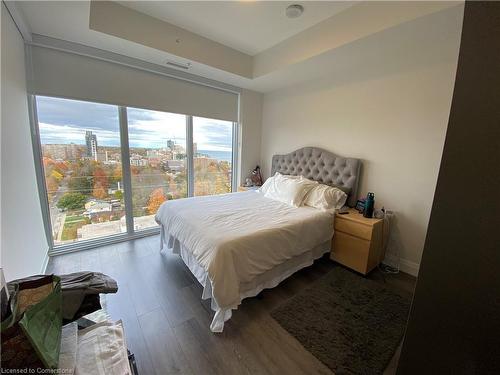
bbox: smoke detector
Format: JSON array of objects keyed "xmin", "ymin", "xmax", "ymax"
[{"xmin": 286, "ymin": 4, "xmax": 304, "ymax": 19}]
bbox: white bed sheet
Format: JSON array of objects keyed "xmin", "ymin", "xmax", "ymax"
[
  {"xmin": 169, "ymin": 235, "xmax": 330, "ymax": 332},
  {"xmin": 155, "ymin": 191, "xmax": 335, "ymax": 331}
]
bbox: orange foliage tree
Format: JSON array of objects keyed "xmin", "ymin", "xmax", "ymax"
[
  {"xmin": 46, "ymin": 176, "xmax": 59, "ymax": 197},
  {"xmin": 147, "ymin": 188, "xmax": 167, "ymax": 214},
  {"xmin": 112, "ymin": 166, "xmax": 122, "ymax": 184},
  {"xmin": 43, "ymin": 156, "xmax": 54, "ymax": 169},
  {"xmin": 92, "ymin": 183, "xmax": 107, "ymax": 200},
  {"xmin": 55, "ymin": 161, "xmax": 68, "ymax": 172},
  {"xmin": 93, "ymin": 167, "xmax": 109, "ymax": 190}
]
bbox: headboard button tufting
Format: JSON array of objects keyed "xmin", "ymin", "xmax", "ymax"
[{"xmin": 270, "ymin": 147, "xmax": 361, "ymax": 207}]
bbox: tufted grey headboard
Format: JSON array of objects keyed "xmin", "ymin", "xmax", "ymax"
[{"xmin": 271, "ymin": 147, "xmax": 361, "ymax": 207}]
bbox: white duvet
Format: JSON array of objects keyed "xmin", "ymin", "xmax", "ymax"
[{"xmin": 155, "ymin": 191, "xmax": 334, "ymax": 310}]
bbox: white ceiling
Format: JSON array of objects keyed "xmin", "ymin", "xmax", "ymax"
[
  {"xmin": 117, "ymin": 1, "xmax": 353, "ymax": 55},
  {"xmin": 16, "ymin": 0, "xmax": 358, "ymax": 91},
  {"xmin": 16, "ymin": 1, "xmax": 255, "ymax": 86},
  {"xmin": 13, "ymin": 1, "xmax": 461, "ymax": 93}
]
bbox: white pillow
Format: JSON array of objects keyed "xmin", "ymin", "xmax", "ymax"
[
  {"xmin": 303, "ymin": 183, "xmax": 348, "ymax": 210},
  {"xmin": 257, "ymin": 172, "xmax": 279, "ymax": 195},
  {"xmin": 259, "ymin": 173, "xmax": 317, "ymax": 207},
  {"xmin": 258, "ymin": 173, "xmax": 299, "ymax": 194}
]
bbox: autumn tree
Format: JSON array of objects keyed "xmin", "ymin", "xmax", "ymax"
[
  {"xmin": 130, "ymin": 166, "xmax": 140, "ymax": 176},
  {"xmin": 215, "ymin": 172, "xmax": 230, "ymax": 195},
  {"xmin": 147, "ymin": 188, "xmax": 167, "ymax": 214},
  {"xmin": 111, "ymin": 166, "xmax": 122, "ymax": 184},
  {"xmin": 208, "ymin": 162, "xmax": 218, "ymax": 173},
  {"xmin": 51, "ymin": 169, "xmax": 64, "ymax": 182},
  {"xmin": 174, "ymin": 172, "xmax": 188, "ymax": 198},
  {"xmin": 194, "ymin": 180, "xmax": 210, "ymax": 196},
  {"xmin": 92, "ymin": 183, "xmax": 108, "ymax": 200},
  {"xmin": 55, "ymin": 161, "xmax": 68, "ymax": 173},
  {"xmin": 93, "ymin": 167, "xmax": 109, "ymax": 190},
  {"xmin": 46, "ymin": 176, "xmax": 59, "ymax": 198},
  {"xmin": 43, "ymin": 156, "xmax": 54, "ymax": 170}
]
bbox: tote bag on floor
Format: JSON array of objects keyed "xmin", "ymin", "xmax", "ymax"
[{"xmin": 1, "ymin": 275, "xmax": 62, "ymax": 369}]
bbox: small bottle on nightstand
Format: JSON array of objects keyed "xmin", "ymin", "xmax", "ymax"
[{"xmin": 363, "ymin": 192, "xmax": 375, "ymax": 218}]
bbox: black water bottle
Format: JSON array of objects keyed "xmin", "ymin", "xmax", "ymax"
[{"xmin": 363, "ymin": 192, "xmax": 375, "ymax": 218}]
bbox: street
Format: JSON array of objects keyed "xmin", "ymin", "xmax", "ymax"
[{"xmin": 49, "ymin": 174, "xmax": 70, "ymax": 242}]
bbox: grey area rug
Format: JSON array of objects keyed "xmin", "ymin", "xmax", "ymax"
[{"xmin": 271, "ymin": 267, "xmax": 411, "ymax": 375}]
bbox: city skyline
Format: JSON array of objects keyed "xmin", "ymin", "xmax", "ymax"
[{"xmin": 37, "ymin": 96, "xmax": 233, "ymax": 152}]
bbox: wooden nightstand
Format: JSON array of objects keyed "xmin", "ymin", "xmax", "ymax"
[
  {"xmin": 237, "ymin": 185, "xmax": 260, "ymax": 192},
  {"xmin": 331, "ymin": 208, "xmax": 384, "ymax": 275}
]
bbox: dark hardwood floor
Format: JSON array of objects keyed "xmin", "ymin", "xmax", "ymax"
[{"xmin": 47, "ymin": 235, "xmax": 416, "ymax": 375}]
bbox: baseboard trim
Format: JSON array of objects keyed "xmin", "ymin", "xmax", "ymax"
[
  {"xmin": 40, "ymin": 250, "xmax": 50, "ymax": 274},
  {"xmin": 399, "ymin": 259, "xmax": 420, "ymax": 277},
  {"xmin": 383, "ymin": 254, "xmax": 420, "ymax": 277}
]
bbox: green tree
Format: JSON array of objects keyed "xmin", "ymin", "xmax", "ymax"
[
  {"xmin": 57, "ymin": 193, "xmax": 87, "ymax": 211},
  {"xmin": 114, "ymin": 190, "xmax": 124, "ymax": 200},
  {"xmin": 68, "ymin": 161, "xmax": 94, "ymax": 195}
]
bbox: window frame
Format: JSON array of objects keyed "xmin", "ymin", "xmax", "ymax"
[{"xmin": 29, "ymin": 95, "xmax": 239, "ymax": 255}]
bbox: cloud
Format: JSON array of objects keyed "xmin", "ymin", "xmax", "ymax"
[
  {"xmin": 37, "ymin": 96, "xmax": 233, "ymax": 151},
  {"xmin": 194, "ymin": 117, "xmax": 233, "ymax": 152},
  {"xmin": 37, "ymin": 96, "xmax": 119, "ymax": 132},
  {"xmin": 127, "ymin": 109, "xmax": 186, "ymax": 148},
  {"xmin": 39, "ymin": 122, "xmax": 120, "ymax": 146}
]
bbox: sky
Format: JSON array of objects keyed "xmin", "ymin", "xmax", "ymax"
[{"xmin": 37, "ymin": 96, "xmax": 233, "ymax": 152}]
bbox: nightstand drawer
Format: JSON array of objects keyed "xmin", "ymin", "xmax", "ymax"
[
  {"xmin": 331, "ymin": 231, "xmax": 370, "ymax": 274},
  {"xmin": 335, "ymin": 218, "xmax": 373, "ymax": 240}
]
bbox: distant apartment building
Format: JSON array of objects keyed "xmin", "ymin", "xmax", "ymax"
[
  {"xmin": 130, "ymin": 154, "xmax": 149, "ymax": 167},
  {"xmin": 146, "ymin": 149, "xmax": 159, "ymax": 158},
  {"xmin": 42, "ymin": 143, "xmax": 81, "ymax": 161},
  {"xmin": 194, "ymin": 156, "xmax": 217, "ymax": 169},
  {"xmin": 173, "ymin": 144, "xmax": 185, "ymax": 154},
  {"xmin": 65, "ymin": 143, "xmax": 80, "ymax": 160},
  {"xmin": 96, "ymin": 151, "xmax": 107, "ymax": 162},
  {"xmin": 165, "ymin": 159, "xmax": 184, "ymax": 172},
  {"xmin": 85, "ymin": 131, "xmax": 98, "ymax": 160},
  {"xmin": 42, "ymin": 144, "xmax": 66, "ymax": 160},
  {"xmin": 163, "ymin": 150, "xmax": 173, "ymax": 160}
]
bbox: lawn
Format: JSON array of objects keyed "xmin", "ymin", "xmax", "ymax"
[{"xmin": 61, "ymin": 215, "xmax": 90, "ymax": 241}]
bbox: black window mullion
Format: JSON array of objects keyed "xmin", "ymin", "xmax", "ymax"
[{"xmin": 118, "ymin": 107, "xmax": 134, "ymax": 234}]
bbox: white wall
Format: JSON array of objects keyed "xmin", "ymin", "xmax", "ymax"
[
  {"xmin": 239, "ymin": 89, "xmax": 263, "ymax": 184},
  {"xmin": 1, "ymin": 4, "xmax": 48, "ymax": 281},
  {"xmin": 260, "ymin": 5, "xmax": 464, "ymax": 275}
]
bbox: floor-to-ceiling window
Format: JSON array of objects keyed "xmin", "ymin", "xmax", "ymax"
[
  {"xmin": 127, "ymin": 107, "xmax": 188, "ymax": 230},
  {"xmin": 37, "ymin": 96, "xmax": 126, "ymax": 245},
  {"xmin": 34, "ymin": 96, "xmax": 237, "ymax": 250},
  {"xmin": 193, "ymin": 116, "xmax": 233, "ymax": 196}
]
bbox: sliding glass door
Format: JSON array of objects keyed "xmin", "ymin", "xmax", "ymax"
[{"xmin": 34, "ymin": 96, "xmax": 237, "ymax": 251}]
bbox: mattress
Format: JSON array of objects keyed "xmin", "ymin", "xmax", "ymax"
[{"xmin": 155, "ymin": 191, "xmax": 335, "ymax": 329}]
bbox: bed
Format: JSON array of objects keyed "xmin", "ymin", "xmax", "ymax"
[{"xmin": 155, "ymin": 147, "xmax": 361, "ymax": 332}]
